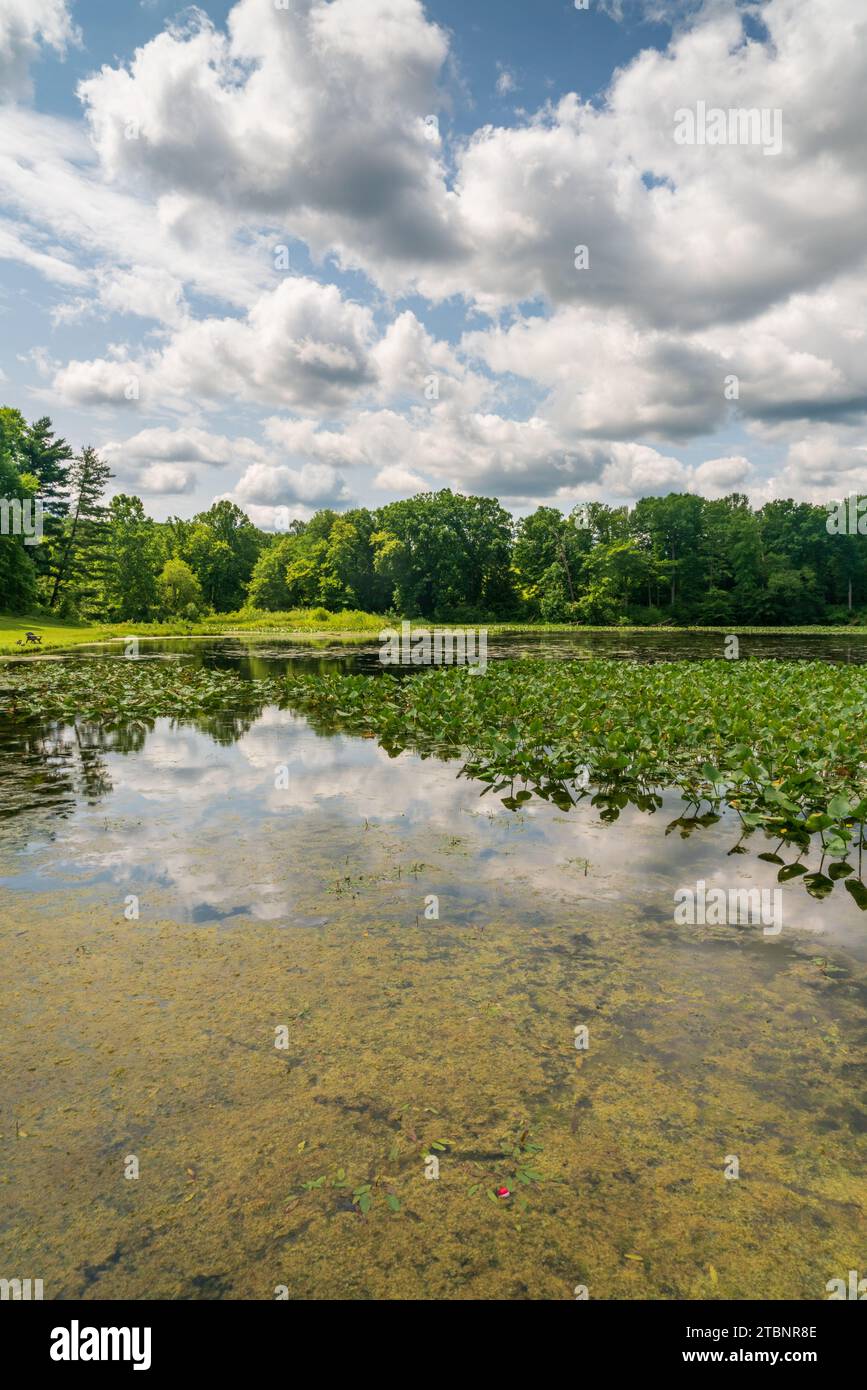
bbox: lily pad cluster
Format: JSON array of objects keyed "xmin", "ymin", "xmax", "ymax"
[
  {"xmin": 279, "ymin": 658, "xmax": 867, "ymax": 903},
  {"xmin": 0, "ymin": 658, "xmax": 281, "ymax": 725}
]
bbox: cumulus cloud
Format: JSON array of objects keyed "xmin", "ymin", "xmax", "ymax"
[
  {"xmin": 102, "ymin": 426, "xmax": 264, "ymax": 471},
  {"xmin": 53, "ymin": 277, "xmax": 378, "ymax": 412},
  {"xmin": 5, "ymin": 0, "xmax": 867, "ymax": 509},
  {"xmin": 246, "ymin": 403, "xmax": 693, "ymax": 505},
  {"xmin": 230, "ymin": 460, "xmax": 350, "ymax": 508},
  {"xmin": 689, "ymin": 455, "xmax": 753, "ymax": 496},
  {"xmin": 0, "ymin": 0, "xmax": 79, "ymax": 100},
  {"xmin": 52, "ymin": 266, "xmax": 189, "ymax": 328},
  {"xmin": 99, "ymin": 426, "xmax": 273, "ymax": 499},
  {"xmin": 373, "ymin": 463, "xmax": 431, "ymax": 494},
  {"xmin": 0, "ymin": 106, "xmax": 273, "ymax": 319},
  {"xmin": 78, "ymin": 0, "xmax": 465, "ymax": 291},
  {"xmin": 134, "ymin": 463, "xmax": 196, "ymax": 495}
]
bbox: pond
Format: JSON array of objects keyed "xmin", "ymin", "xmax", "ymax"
[
  {"xmin": 13, "ymin": 626, "xmax": 867, "ymax": 678},
  {"xmin": 0, "ymin": 634, "xmax": 864, "ymax": 1299}
]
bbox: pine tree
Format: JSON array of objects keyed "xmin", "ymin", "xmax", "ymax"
[
  {"xmin": 19, "ymin": 417, "xmax": 73, "ymax": 597},
  {"xmin": 50, "ymin": 446, "xmax": 113, "ymax": 611}
]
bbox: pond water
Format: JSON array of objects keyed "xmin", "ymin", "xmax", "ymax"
[
  {"xmin": 0, "ymin": 634, "xmax": 864, "ymax": 1299},
  {"xmin": 13, "ymin": 625, "xmax": 867, "ymax": 678}
]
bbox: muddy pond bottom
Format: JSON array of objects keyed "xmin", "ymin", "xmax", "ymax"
[{"xmin": 0, "ymin": 708, "xmax": 864, "ymax": 1300}]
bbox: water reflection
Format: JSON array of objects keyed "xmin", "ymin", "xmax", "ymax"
[
  {"xmin": 7, "ymin": 626, "xmax": 867, "ymax": 677},
  {"xmin": 2, "ymin": 685, "xmax": 865, "ymax": 1300},
  {"xmin": 1, "ymin": 706, "xmax": 865, "ymax": 956}
]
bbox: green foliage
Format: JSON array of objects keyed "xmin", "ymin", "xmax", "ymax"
[
  {"xmin": 102, "ymin": 495, "xmax": 159, "ymax": 621},
  {"xmin": 0, "ymin": 658, "xmax": 276, "ymax": 724},
  {"xmin": 372, "ymin": 490, "xmax": 518, "ymax": 619},
  {"xmin": 0, "ymin": 424, "xmax": 38, "ymax": 612},
  {"xmin": 157, "ymin": 556, "xmax": 203, "ymax": 616},
  {"xmin": 6, "ymin": 406, "xmax": 867, "ymax": 627},
  {"xmin": 514, "ymin": 492, "xmax": 867, "ymax": 625},
  {"xmin": 167, "ymin": 500, "xmax": 265, "ymax": 612},
  {"xmin": 50, "ymin": 444, "xmax": 113, "ymax": 612},
  {"xmin": 275, "ymin": 657, "xmax": 867, "ymax": 904},
  {"xmin": 248, "ymin": 508, "xmax": 391, "ymax": 613}
]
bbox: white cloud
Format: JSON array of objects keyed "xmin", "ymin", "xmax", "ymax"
[
  {"xmin": 373, "ymin": 463, "xmax": 430, "ymax": 494},
  {"xmin": 689, "ymin": 455, "xmax": 753, "ymax": 497},
  {"xmin": 53, "ymin": 277, "xmax": 378, "ymax": 412},
  {"xmin": 0, "ymin": 0, "xmax": 79, "ymax": 100},
  {"xmin": 78, "ymin": 0, "xmax": 463, "ymax": 293},
  {"xmin": 5, "ymin": 0, "xmax": 867, "ymax": 510},
  {"xmin": 230, "ymin": 459, "xmax": 349, "ymax": 508},
  {"xmin": 0, "ymin": 214, "xmax": 88, "ymax": 286},
  {"xmin": 102, "ymin": 426, "xmax": 264, "ymax": 471},
  {"xmin": 135, "ymin": 463, "xmax": 196, "ymax": 495},
  {"xmin": 53, "ymin": 266, "xmax": 188, "ymax": 328}
]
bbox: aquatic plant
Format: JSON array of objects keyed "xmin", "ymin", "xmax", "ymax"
[
  {"xmin": 279, "ymin": 658, "xmax": 867, "ymax": 904},
  {"xmin": 0, "ymin": 658, "xmax": 281, "ymax": 725},
  {"xmin": 6, "ymin": 654, "xmax": 867, "ymax": 904}
]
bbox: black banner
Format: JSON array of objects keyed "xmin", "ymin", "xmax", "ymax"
[{"xmin": 5, "ymin": 1297, "xmax": 862, "ymax": 1374}]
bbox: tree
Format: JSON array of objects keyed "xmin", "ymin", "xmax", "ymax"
[
  {"xmin": 372, "ymin": 490, "xmax": 516, "ymax": 618},
  {"xmin": 247, "ymin": 534, "xmax": 296, "ymax": 610},
  {"xmin": 178, "ymin": 501, "xmax": 264, "ymax": 610},
  {"xmin": 17, "ymin": 416, "xmax": 73, "ymax": 599},
  {"xmin": 157, "ymin": 557, "xmax": 202, "ymax": 615},
  {"xmin": 513, "ymin": 506, "xmax": 593, "ymax": 616},
  {"xmin": 0, "ymin": 428, "xmax": 38, "ymax": 612},
  {"xmin": 101, "ymin": 495, "xmax": 159, "ymax": 621},
  {"xmin": 583, "ymin": 538, "xmax": 664, "ymax": 610},
  {"xmin": 50, "ymin": 446, "xmax": 113, "ymax": 611}
]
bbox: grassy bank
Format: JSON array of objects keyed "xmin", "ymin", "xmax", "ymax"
[{"xmin": 0, "ymin": 607, "xmax": 386, "ymax": 655}]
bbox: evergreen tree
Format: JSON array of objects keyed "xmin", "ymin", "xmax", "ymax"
[{"xmin": 50, "ymin": 446, "xmax": 113, "ymax": 611}]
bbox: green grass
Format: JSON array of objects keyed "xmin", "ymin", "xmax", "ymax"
[
  {"xmin": 0, "ymin": 606, "xmax": 386, "ymax": 655},
  {"xmin": 0, "ymin": 613, "xmax": 123, "ymax": 654}
]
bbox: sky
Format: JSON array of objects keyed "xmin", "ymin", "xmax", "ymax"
[{"xmin": 0, "ymin": 0, "xmax": 865, "ymax": 527}]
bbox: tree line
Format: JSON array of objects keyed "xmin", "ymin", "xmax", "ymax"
[{"xmin": 2, "ymin": 408, "xmax": 866, "ymax": 626}]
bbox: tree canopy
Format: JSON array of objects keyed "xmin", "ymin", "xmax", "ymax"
[{"xmin": 3, "ymin": 408, "xmax": 867, "ymax": 626}]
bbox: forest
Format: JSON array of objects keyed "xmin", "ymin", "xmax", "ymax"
[{"xmin": 2, "ymin": 406, "xmax": 866, "ymax": 627}]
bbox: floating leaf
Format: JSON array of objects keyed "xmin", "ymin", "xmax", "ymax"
[{"xmin": 845, "ymin": 878, "xmax": 867, "ymax": 910}]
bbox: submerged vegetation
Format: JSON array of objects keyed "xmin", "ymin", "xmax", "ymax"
[{"xmin": 4, "ymin": 653, "xmax": 867, "ymax": 903}]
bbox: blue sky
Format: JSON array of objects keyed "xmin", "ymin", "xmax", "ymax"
[{"xmin": 1, "ymin": 0, "xmax": 865, "ymax": 526}]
